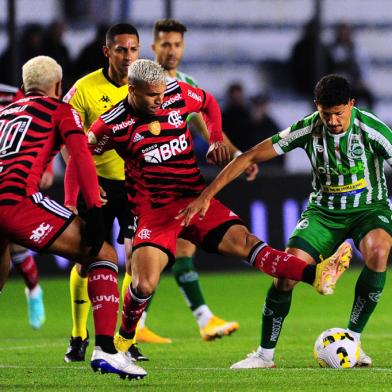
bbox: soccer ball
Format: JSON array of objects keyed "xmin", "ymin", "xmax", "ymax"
[{"xmin": 313, "ymin": 328, "xmax": 360, "ymax": 368}]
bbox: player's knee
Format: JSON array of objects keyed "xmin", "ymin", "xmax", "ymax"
[
  {"xmin": 133, "ymin": 277, "xmax": 157, "ymax": 297},
  {"xmin": 275, "ymin": 277, "xmax": 297, "ymax": 291},
  {"xmin": 96, "ymin": 242, "xmax": 118, "ymax": 265},
  {"xmin": 365, "ymin": 243, "xmax": 390, "ymax": 271}
]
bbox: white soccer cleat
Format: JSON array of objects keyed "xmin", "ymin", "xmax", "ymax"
[
  {"xmin": 230, "ymin": 351, "xmax": 276, "ymax": 369},
  {"xmin": 357, "ymin": 347, "xmax": 372, "ymax": 367},
  {"xmin": 90, "ymin": 346, "xmax": 147, "ymax": 380}
]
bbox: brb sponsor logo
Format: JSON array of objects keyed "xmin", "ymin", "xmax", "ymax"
[
  {"xmin": 162, "ymin": 93, "xmax": 181, "ymax": 109},
  {"xmin": 143, "ymin": 134, "xmax": 188, "ymax": 163},
  {"xmin": 317, "ymin": 161, "xmax": 364, "ymax": 176},
  {"xmin": 30, "ymin": 222, "xmax": 53, "ymax": 243}
]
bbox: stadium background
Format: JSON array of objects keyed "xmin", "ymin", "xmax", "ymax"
[{"xmin": 1, "ymin": 0, "xmax": 391, "ymax": 274}]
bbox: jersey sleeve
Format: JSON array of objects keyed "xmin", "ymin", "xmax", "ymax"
[
  {"xmin": 63, "ymin": 83, "xmax": 87, "ymax": 130},
  {"xmin": 179, "ymin": 81, "xmax": 223, "ymax": 143},
  {"xmin": 367, "ymin": 121, "xmax": 392, "ymax": 167},
  {"xmin": 88, "ymin": 117, "xmax": 116, "ymax": 155},
  {"xmin": 55, "ymin": 103, "xmax": 100, "ymax": 209},
  {"xmin": 271, "ymin": 115, "xmax": 316, "ymax": 155}
]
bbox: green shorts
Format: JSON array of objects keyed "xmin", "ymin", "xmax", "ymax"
[{"xmin": 288, "ymin": 203, "xmax": 392, "ymax": 262}]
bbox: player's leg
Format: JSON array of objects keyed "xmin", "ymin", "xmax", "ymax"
[
  {"xmin": 0, "ymin": 240, "xmax": 11, "ymax": 293},
  {"xmin": 120, "ymin": 214, "xmax": 171, "ymax": 346},
  {"xmin": 232, "ymin": 248, "xmax": 315, "ymax": 369},
  {"xmin": 10, "ymin": 243, "xmax": 45, "ymax": 329},
  {"xmin": 173, "ymin": 238, "xmax": 239, "ymax": 341},
  {"xmin": 115, "ymin": 245, "xmax": 169, "ymax": 353},
  {"xmin": 229, "ymin": 207, "xmax": 352, "ymax": 369},
  {"xmin": 64, "ymin": 262, "xmax": 90, "ymax": 362},
  {"xmin": 347, "ymin": 225, "xmax": 392, "ymax": 367},
  {"xmin": 65, "ymin": 177, "xmax": 118, "ymax": 362},
  {"xmin": 48, "ymin": 216, "xmax": 146, "ymax": 379}
]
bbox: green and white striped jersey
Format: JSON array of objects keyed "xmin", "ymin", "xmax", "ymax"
[
  {"xmin": 175, "ymin": 70, "xmax": 198, "ymax": 87},
  {"xmin": 271, "ymin": 107, "xmax": 392, "ymax": 210}
]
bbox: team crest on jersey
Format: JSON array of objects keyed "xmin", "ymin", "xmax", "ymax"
[
  {"xmin": 168, "ymin": 110, "xmax": 184, "ymax": 128},
  {"xmin": 347, "ymin": 134, "xmax": 364, "ymax": 159},
  {"xmin": 378, "ymin": 215, "xmax": 389, "ymax": 224},
  {"xmin": 148, "ymin": 121, "xmax": 161, "ymax": 135},
  {"xmin": 296, "ymin": 218, "xmax": 309, "ymax": 230}
]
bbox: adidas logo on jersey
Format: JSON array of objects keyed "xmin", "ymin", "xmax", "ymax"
[
  {"xmin": 133, "ymin": 133, "xmax": 144, "ymax": 143},
  {"xmin": 144, "ymin": 134, "xmax": 188, "ymax": 163}
]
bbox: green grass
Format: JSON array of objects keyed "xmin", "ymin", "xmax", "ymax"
[{"xmin": 0, "ymin": 269, "xmax": 391, "ymax": 391}]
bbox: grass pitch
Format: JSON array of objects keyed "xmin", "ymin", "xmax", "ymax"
[{"xmin": 0, "ymin": 268, "xmax": 391, "ymax": 391}]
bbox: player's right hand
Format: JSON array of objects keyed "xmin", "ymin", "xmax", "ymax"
[
  {"xmin": 84, "ymin": 206, "xmax": 106, "ymax": 256},
  {"xmin": 176, "ymin": 196, "xmax": 211, "ymax": 227},
  {"xmin": 206, "ymin": 141, "xmax": 230, "ymax": 167}
]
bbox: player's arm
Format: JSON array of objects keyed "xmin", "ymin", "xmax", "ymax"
[
  {"xmin": 190, "ymin": 113, "xmax": 259, "ymax": 181},
  {"xmin": 57, "ymin": 105, "xmax": 104, "ymax": 255},
  {"xmin": 177, "ymin": 138, "xmax": 278, "ymax": 226},
  {"xmin": 181, "ymin": 81, "xmax": 230, "ymax": 166}
]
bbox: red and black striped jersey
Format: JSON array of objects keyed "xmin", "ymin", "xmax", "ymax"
[
  {"xmin": 0, "ymin": 95, "xmax": 86, "ymax": 205},
  {"xmin": 89, "ymin": 80, "xmax": 221, "ymax": 215}
]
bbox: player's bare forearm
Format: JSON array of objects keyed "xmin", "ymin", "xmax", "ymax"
[
  {"xmin": 201, "ymin": 138, "xmax": 277, "ymax": 200},
  {"xmin": 0, "ymin": 245, "xmax": 10, "ymax": 292}
]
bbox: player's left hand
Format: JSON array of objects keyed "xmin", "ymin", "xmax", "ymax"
[
  {"xmin": 245, "ymin": 163, "xmax": 259, "ymax": 181},
  {"xmin": 39, "ymin": 170, "xmax": 54, "ymax": 190},
  {"xmin": 99, "ymin": 186, "xmax": 108, "ymax": 206},
  {"xmin": 176, "ymin": 196, "xmax": 211, "ymax": 226},
  {"xmin": 206, "ymin": 141, "xmax": 230, "ymax": 167}
]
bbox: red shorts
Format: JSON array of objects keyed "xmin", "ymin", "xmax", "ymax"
[
  {"xmin": 132, "ymin": 197, "xmax": 244, "ymax": 264},
  {"xmin": 0, "ymin": 192, "xmax": 75, "ymax": 253}
]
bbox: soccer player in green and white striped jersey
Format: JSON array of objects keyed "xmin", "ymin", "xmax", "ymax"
[{"xmin": 179, "ymin": 74, "xmax": 392, "ymax": 368}]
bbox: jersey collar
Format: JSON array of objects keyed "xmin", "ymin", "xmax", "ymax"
[{"xmin": 102, "ymin": 67, "xmax": 122, "ymax": 88}]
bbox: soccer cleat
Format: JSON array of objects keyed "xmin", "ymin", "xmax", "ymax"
[
  {"xmin": 313, "ymin": 242, "xmax": 352, "ymax": 295},
  {"xmin": 200, "ymin": 316, "xmax": 239, "ymax": 341},
  {"xmin": 25, "ymin": 285, "xmax": 46, "ymax": 330},
  {"xmin": 137, "ymin": 326, "xmax": 172, "ymax": 344},
  {"xmin": 230, "ymin": 351, "xmax": 276, "ymax": 369},
  {"xmin": 357, "ymin": 347, "xmax": 372, "ymax": 367},
  {"xmin": 114, "ymin": 332, "xmax": 134, "ymax": 353},
  {"xmin": 128, "ymin": 344, "xmax": 149, "ymax": 361},
  {"xmin": 64, "ymin": 331, "xmax": 89, "ymax": 362},
  {"xmin": 90, "ymin": 346, "xmax": 147, "ymax": 380}
]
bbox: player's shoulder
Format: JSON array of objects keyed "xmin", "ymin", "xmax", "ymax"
[
  {"xmin": 176, "ymin": 70, "xmax": 198, "ymax": 87},
  {"xmin": 75, "ymin": 68, "xmax": 106, "ymax": 88},
  {"xmin": 354, "ymin": 107, "xmax": 390, "ymax": 130},
  {"xmin": 100, "ymin": 99, "xmax": 130, "ymax": 125}
]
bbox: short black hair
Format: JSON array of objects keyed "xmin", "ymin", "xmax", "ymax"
[
  {"xmin": 153, "ymin": 19, "xmax": 187, "ymax": 41},
  {"xmin": 314, "ymin": 74, "xmax": 352, "ymax": 107},
  {"xmin": 106, "ymin": 23, "xmax": 139, "ymax": 46}
]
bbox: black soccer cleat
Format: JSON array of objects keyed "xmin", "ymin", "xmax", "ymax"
[
  {"xmin": 64, "ymin": 330, "xmax": 90, "ymax": 362},
  {"xmin": 128, "ymin": 344, "xmax": 149, "ymax": 362}
]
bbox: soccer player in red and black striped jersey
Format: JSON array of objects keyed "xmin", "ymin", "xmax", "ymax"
[
  {"xmin": 0, "ymin": 56, "xmax": 146, "ymax": 379},
  {"xmin": 0, "ymin": 83, "xmax": 50, "ymax": 330},
  {"xmin": 82, "ymin": 59, "xmax": 352, "ymax": 361}
]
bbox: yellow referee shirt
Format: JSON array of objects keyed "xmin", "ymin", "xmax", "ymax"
[{"xmin": 64, "ymin": 68, "xmax": 128, "ymax": 180}]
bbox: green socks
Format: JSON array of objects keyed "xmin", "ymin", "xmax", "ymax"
[
  {"xmin": 172, "ymin": 256, "xmax": 205, "ymax": 310},
  {"xmin": 261, "ymin": 284, "xmax": 293, "ymax": 349},
  {"xmin": 348, "ymin": 266, "xmax": 386, "ymax": 333}
]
